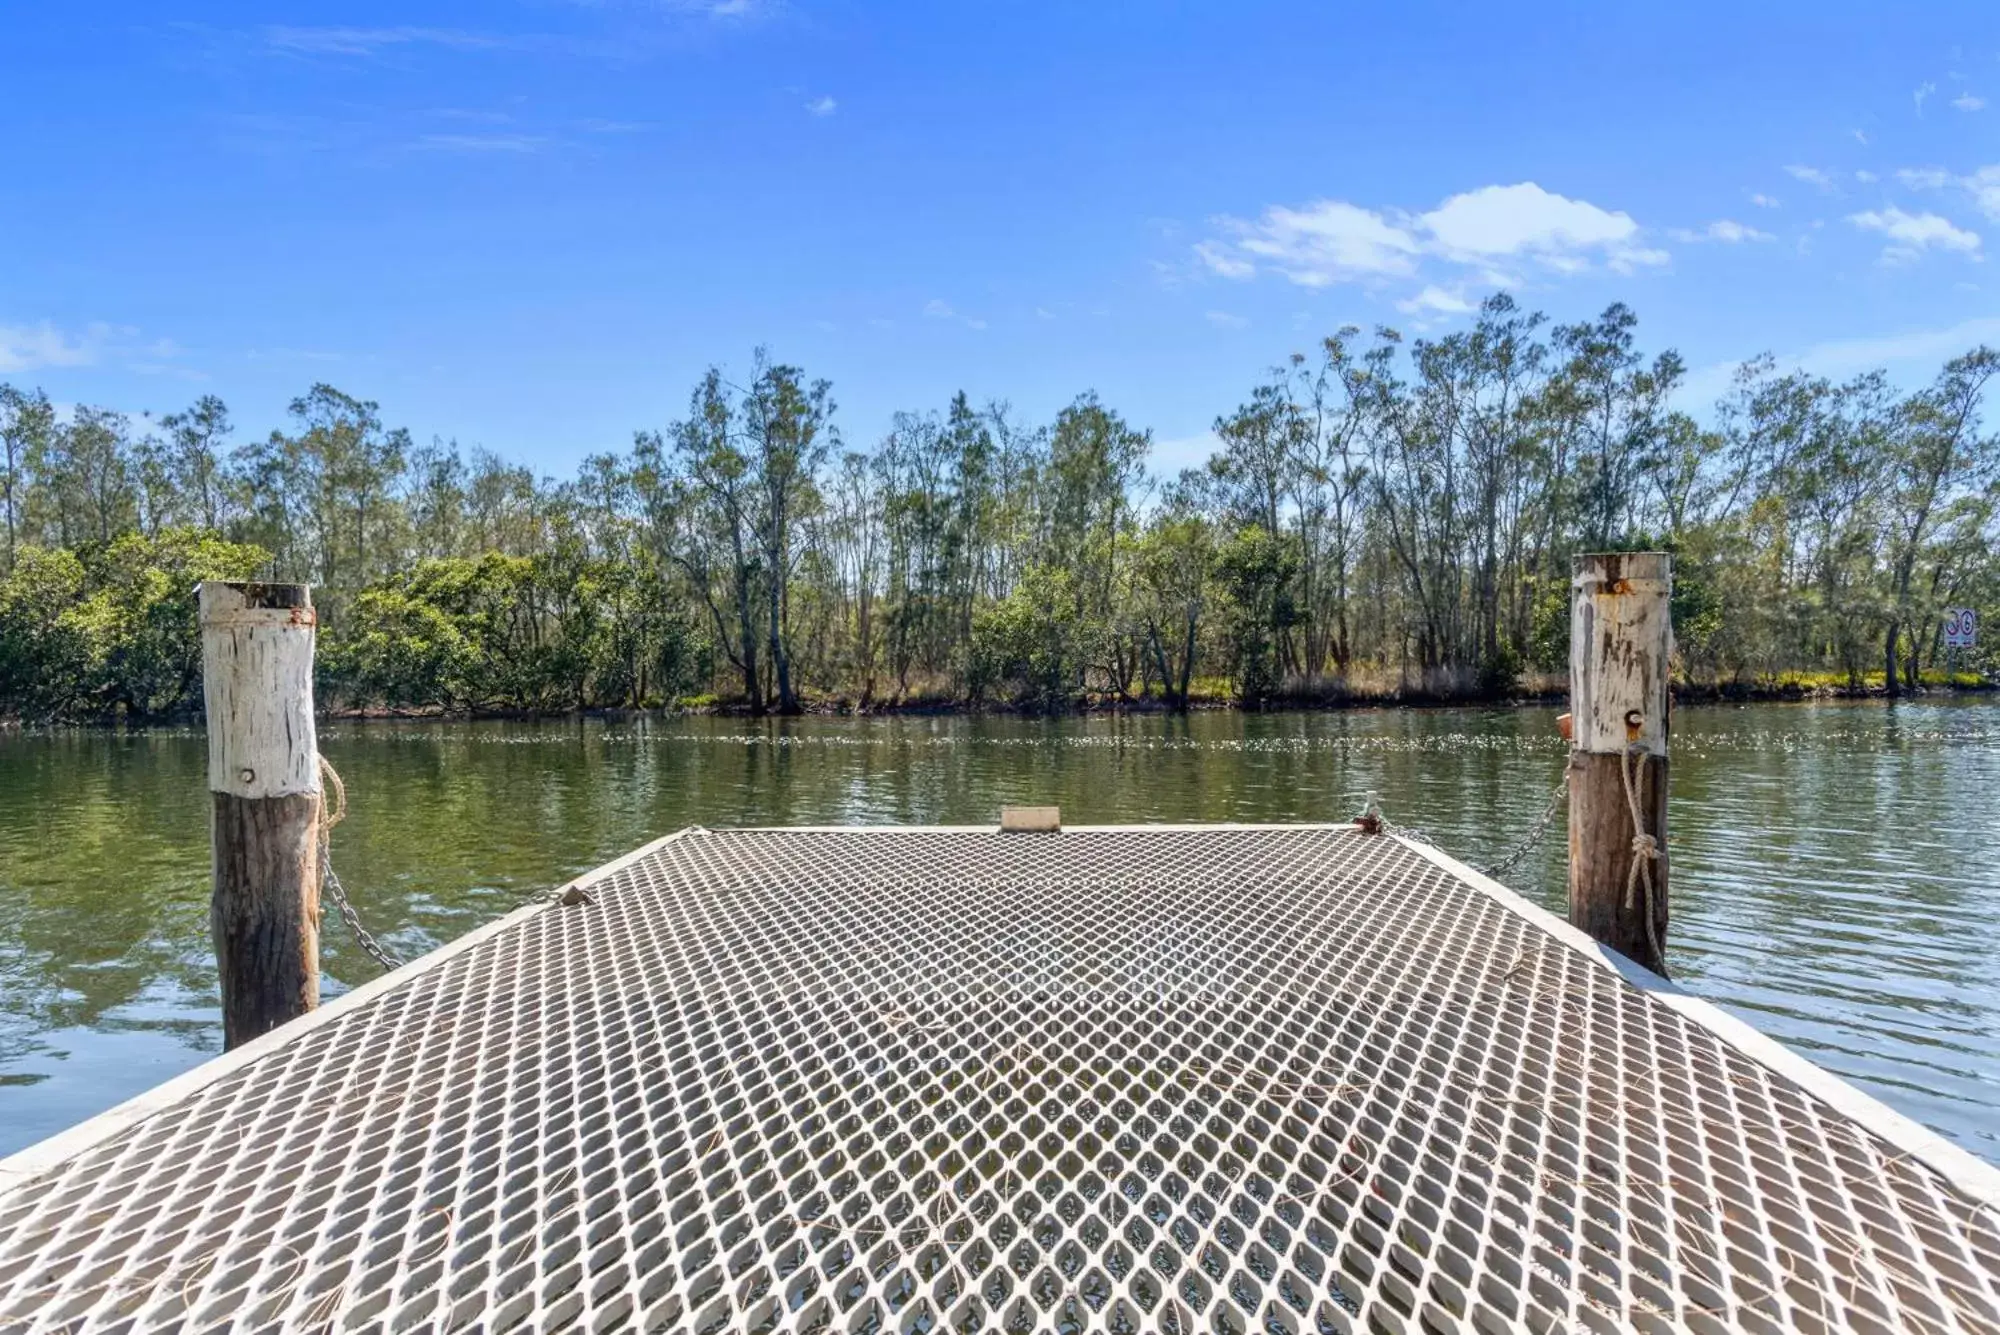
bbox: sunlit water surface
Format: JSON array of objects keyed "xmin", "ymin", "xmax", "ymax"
[{"xmin": 1, "ymin": 701, "xmax": 1995, "ymax": 1162}]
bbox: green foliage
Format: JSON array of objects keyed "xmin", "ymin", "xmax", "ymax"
[
  {"xmin": 0, "ymin": 547, "xmax": 91, "ymax": 720},
  {"xmin": 1670, "ymin": 569, "xmax": 1726, "ymax": 678},
  {"xmin": 968, "ymin": 566, "xmax": 1089, "ymax": 711},
  {"xmin": 0, "ymin": 529, "xmax": 268, "ymax": 721},
  {"xmin": 1, "ymin": 305, "xmax": 1996, "ymax": 721},
  {"xmin": 1527, "ymin": 581, "xmax": 1569, "ymax": 673},
  {"xmin": 326, "ymin": 552, "xmax": 703, "ymax": 713},
  {"xmin": 1212, "ymin": 525, "xmax": 1298, "ymax": 705}
]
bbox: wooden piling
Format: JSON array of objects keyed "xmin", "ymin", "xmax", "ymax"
[
  {"xmin": 197, "ymin": 581, "xmax": 322, "ymax": 1047},
  {"xmin": 1567, "ymin": 552, "xmax": 1672, "ymax": 976}
]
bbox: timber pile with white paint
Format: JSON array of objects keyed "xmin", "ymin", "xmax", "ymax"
[
  {"xmin": 0, "ymin": 824, "xmax": 1995, "ymax": 1334},
  {"xmin": 198, "ymin": 580, "xmax": 325, "ymax": 1049}
]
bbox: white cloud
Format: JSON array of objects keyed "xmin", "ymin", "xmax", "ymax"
[
  {"xmin": 409, "ymin": 133, "xmax": 547, "ymax": 153},
  {"xmin": 263, "ymin": 25, "xmax": 503, "ymax": 55},
  {"xmin": 1795, "ymin": 316, "xmax": 2000, "ymax": 373},
  {"xmin": 1855, "ymin": 169, "xmax": 1878, "ymax": 183},
  {"xmin": 1203, "ymin": 310, "xmax": 1248, "ymax": 329},
  {"xmin": 1847, "ymin": 207, "xmax": 1981, "ymax": 263},
  {"xmin": 1197, "ymin": 181, "xmax": 1662, "ymax": 294},
  {"xmin": 1667, "ymin": 219, "xmax": 1774, "ymax": 244},
  {"xmin": 1750, "ymin": 192, "xmax": 1780, "ymax": 209},
  {"xmin": 0, "ymin": 321, "xmax": 101, "ymax": 373},
  {"xmin": 1678, "ymin": 313, "xmax": 2000, "ymax": 408},
  {"xmin": 1915, "ymin": 81, "xmax": 1937, "ymax": 114},
  {"xmin": 1897, "ymin": 166, "xmax": 1954, "ymax": 190},
  {"xmin": 1953, "ymin": 94, "xmax": 1986, "ymax": 112},
  {"xmin": 1971, "ymin": 166, "xmax": 2000, "ymax": 220},
  {"xmin": 1419, "ymin": 183, "xmax": 1653, "ymax": 264},
  {"xmin": 245, "ymin": 347, "xmax": 346, "ymax": 364},
  {"xmin": 1784, "ymin": 164, "xmax": 1836, "ymax": 192},
  {"xmin": 263, "ymin": 7, "xmax": 763, "ymax": 62},
  {"xmin": 804, "ymin": 95, "xmax": 837, "ymax": 117},
  {"xmin": 1204, "ymin": 200, "xmax": 1421, "ymax": 287},
  {"xmin": 1396, "ymin": 286, "xmax": 1474, "ymax": 315},
  {"xmin": 1898, "ymin": 164, "xmax": 2000, "ymax": 221},
  {"xmin": 922, "ymin": 299, "xmax": 985, "ymax": 330},
  {"xmin": 0, "ymin": 320, "xmax": 190, "ymax": 377},
  {"xmin": 1192, "ymin": 240, "xmax": 1254, "ymax": 280}
]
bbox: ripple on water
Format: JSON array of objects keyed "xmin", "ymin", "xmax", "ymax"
[{"xmin": 1, "ymin": 699, "xmax": 1997, "ymax": 1164}]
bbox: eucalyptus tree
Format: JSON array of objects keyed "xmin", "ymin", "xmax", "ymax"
[
  {"xmin": 1133, "ymin": 471, "xmax": 1215, "ymax": 709},
  {"xmin": 4, "ymin": 303, "xmax": 1997, "ymax": 721},
  {"xmin": 661, "ymin": 368, "xmax": 763, "ymax": 710},
  {"xmin": 36, "ymin": 407, "xmax": 140, "ymax": 547},
  {"xmin": 0, "ymin": 385, "xmax": 54, "ymax": 571},
  {"xmin": 877, "ymin": 408, "xmax": 953, "ymax": 693},
  {"xmin": 1881, "ymin": 348, "xmax": 1998, "ymax": 691},
  {"xmin": 1042, "ymin": 394, "xmax": 1150, "ymax": 696},
  {"xmin": 1283, "ymin": 330, "xmax": 1373, "ymax": 675},
  {"xmin": 464, "ymin": 450, "xmax": 541, "ymax": 556},
  {"xmin": 158, "ymin": 395, "xmax": 236, "ymax": 533},
  {"xmin": 405, "ymin": 439, "xmax": 470, "ymax": 560},
  {"xmin": 741, "ymin": 354, "xmax": 834, "ymax": 715},
  {"xmin": 822, "ymin": 450, "xmax": 885, "ymax": 701}
]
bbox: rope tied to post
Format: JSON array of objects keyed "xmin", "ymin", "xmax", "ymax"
[
  {"xmin": 316, "ymin": 756, "xmax": 404, "ymax": 973},
  {"xmin": 1619, "ymin": 742, "xmax": 1665, "ymax": 970},
  {"xmin": 318, "ymin": 753, "xmax": 347, "ymax": 833}
]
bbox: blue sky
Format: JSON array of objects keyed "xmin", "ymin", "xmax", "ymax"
[{"xmin": 4, "ymin": 2, "xmax": 1999, "ymax": 477}]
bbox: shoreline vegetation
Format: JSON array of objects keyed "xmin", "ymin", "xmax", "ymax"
[
  {"xmin": 308, "ymin": 667, "xmax": 1995, "ymax": 721},
  {"xmin": 6, "ymin": 675, "xmax": 1991, "ymax": 731},
  {"xmin": 2, "ymin": 293, "xmax": 1994, "ymax": 726}
]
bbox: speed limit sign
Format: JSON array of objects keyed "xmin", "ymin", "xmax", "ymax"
[{"xmin": 1944, "ymin": 608, "xmax": 1978, "ymax": 648}]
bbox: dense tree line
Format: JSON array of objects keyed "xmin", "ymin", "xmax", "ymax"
[{"xmin": 0, "ymin": 296, "xmax": 1993, "ymax": 722}]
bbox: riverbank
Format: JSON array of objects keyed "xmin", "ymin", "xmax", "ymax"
[
  {"xmin": 6, "ymin": 672, "xmax": 1988, "ymax": 729},
  {"xmin": 308, "ymin": 670, "xmax": 1993, "ymax": 722}
]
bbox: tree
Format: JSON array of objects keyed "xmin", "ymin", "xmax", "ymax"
[
  {"xmin": 0, "ymin": 386, "xmax": 54, "ymax": 571},
  {"xmin": 1133, "ymin": 477, "xmax": 1214, "ymax": 709},
  {"xmin": 1, "ymin": 308, "xmax": 1995, "ymax": 723},
  {"xmin": 158, "ymin": 395, "xmax": 236, "ymax": 532},
  {"xmin": 661, "ymin": 369, "xmax": 764, "ymax": 710},
  {"xmin": 1882, "ymin": 348, "xmax": 1998, "ymax": 692},
  {"xmin": 742, "ymin": 355, "xmax": 834, "ymax": 714},
  {"xmin": 0, "ymin": 530, "xmax": 266, "ymax": 721}
]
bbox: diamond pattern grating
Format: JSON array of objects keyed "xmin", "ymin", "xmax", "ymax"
[{"xmin": 1, "ymin": 826, "xmax": 1997, "ymax": 1334}]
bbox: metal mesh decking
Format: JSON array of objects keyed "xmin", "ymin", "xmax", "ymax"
[{"xmin": 1, "ymin": 827, "xmax": 1997, "ymax": 1334}]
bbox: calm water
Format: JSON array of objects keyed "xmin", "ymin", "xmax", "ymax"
[{"xmin": 1, "ymin": 703, "xmax": 1996, "ymax": 1164}]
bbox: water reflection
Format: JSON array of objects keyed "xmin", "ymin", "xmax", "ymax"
[{"xmin": 1, "ymin": 701, "xmax": 1995, "ymax": 1161}]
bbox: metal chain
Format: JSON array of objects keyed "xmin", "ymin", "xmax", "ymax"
[
  {"xmin": 1477, "ymin": 761, "xmax": 1573, "ymax": 881},
  {"xmin": 321, "ymin": 847, "xmax": 404, "ymax": 971},
  {"xmin": 1355, "ymin": 758, "xmax": 1571, "ymax": 884},
  {"xmin": 318, "ymin": 757, "xmax": 404, "ymax": 973}
]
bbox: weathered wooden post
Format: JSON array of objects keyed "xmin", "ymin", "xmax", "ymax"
[
  {"xmin": 1568, "ymin": 552, "xmax": 1672, "ymax": 976},
  {"xmin": 198, "ymin": 581, "xmax": 322, "ymax": 1047}
]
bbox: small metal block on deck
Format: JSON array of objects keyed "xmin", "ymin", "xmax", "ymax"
[
  {"xmin": 1000, "ymin": 804, "xmax": 1060, "ymax": 832},
  {"xmin": 0, "ymin": 827, "xmax": 1996, "ymax": 1334}
]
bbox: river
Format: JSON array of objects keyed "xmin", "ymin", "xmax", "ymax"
[{"xmin": 1, "ymin": 701, "xmax": 1995, "ymax": 1165}]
